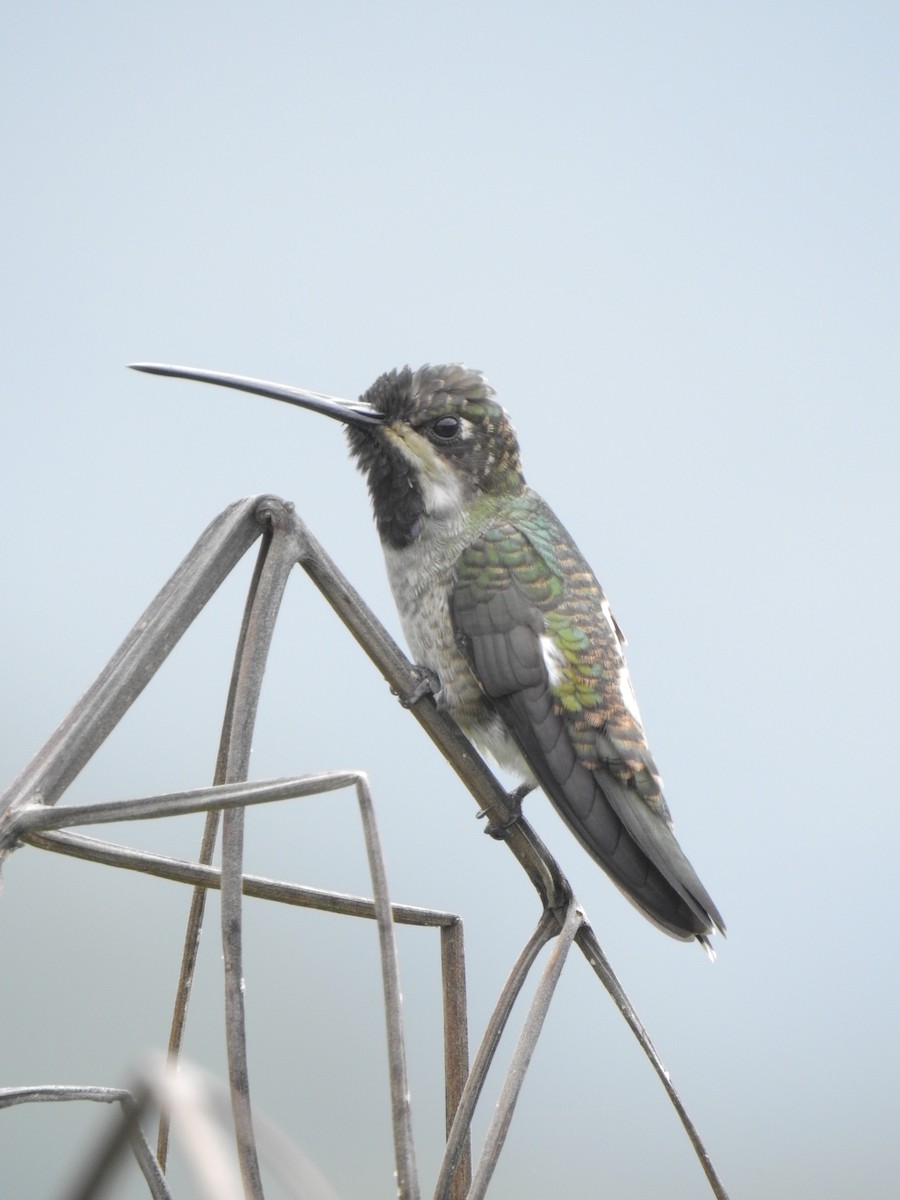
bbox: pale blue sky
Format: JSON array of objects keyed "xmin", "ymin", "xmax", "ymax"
[{"xmin": 2, "ymin": 4, "xmax": 899, "ymax": 1198}]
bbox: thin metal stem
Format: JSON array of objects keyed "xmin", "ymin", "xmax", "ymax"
[
  {"xmin": 11, "ymin": 774, "xmax": 361, "ymax": 835},
  {"xmin": 158, "ymin": 807, "xmax": 219, "ymax": 1171},
  {"xmin": 575, "ymin": 924, "xmax": 730, "ymax": 1200},
  {"xmin": 467, "ymin": 900, "xmax": 583, "ymax": 1200},
  {"xmin": 24, "ymin": 824, "xmax": 459, "ymax": 927},
  {"xmin": 439, "ymin": 919, "xmax": 471, "ymax": 1200},
  {"xmin": 433, "ymin": 910, "xmax": 560, "ymax": 1200},
  {"xmin": 159, "ymin": 515, "xmax": 275, "ymax": 1169},
  {"xmin": 216, "ymin": 501, "xmax": 308, "ymax": 1200},
  {"xmin": 0, "ymin": 1085, "xmax": 131, "ymax": 1108},
  {"xmin": 355, "ymin": 774, "xmax": 420, "ymax": 1200}
]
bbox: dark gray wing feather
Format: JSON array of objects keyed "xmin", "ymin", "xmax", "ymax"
[{"xmin": 452, "ymin": 526, "xmax": 724, "ymax": 943}]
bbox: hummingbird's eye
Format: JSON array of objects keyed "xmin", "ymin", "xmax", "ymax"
[{"xmin": 431, "ymin": 415, "xmax": 461, "ymax": 441}]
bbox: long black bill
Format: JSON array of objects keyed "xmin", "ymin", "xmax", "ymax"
[{"xmin": 129, "ymin": 363, "xmax": 384, "ymax": 429}]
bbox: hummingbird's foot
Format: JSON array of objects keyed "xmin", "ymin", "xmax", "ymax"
[
  {"xmin": 398, "ymin": 666, "xmax": 442, "ymax": 708},
  {"xmin": 477, "ymin": 782, "xmax": 535, "ymax": 840}
]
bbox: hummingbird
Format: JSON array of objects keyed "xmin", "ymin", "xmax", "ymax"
[{"xmin": 131, "ymin": 361, "xmax": 725, "ymax": 951}]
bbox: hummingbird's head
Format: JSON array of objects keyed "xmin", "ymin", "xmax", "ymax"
[
  {"xmin": 128, "ymin": 360, "xmax": 525, "ymax": 548},
  {"xmin": 345, "ymin": 364, "xmax": 526, "ymax": 548}
]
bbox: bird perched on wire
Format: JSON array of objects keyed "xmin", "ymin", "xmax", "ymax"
[{"xmin": 132, "ymin": 360, "xmax": 725, "ymax": 953}]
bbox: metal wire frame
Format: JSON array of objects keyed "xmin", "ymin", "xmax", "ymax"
[{"xmin": 0, "ymin": 494, "xmax": 729, "ymax": 1200}]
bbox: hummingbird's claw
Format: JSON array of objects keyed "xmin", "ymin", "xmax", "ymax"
[
  {"xmin": 397, "ymin": 665, "xmax": 442, "ymax": 708},
  {"xmin": 477, "ymin": 781, "xmax": 534, "ymax": 840},
  {"xmin": 508, "ymin": 781, "xmax": 536, "ymax": 806}
]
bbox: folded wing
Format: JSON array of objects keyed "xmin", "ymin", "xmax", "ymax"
[{"xmin": 451, "ymin": 520, "xmax": 724, "ymax": 944}]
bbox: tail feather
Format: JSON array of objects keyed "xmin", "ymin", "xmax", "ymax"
[{"xmin": 495, "ymin": 684, "xmax": 724, "ymax": 945}]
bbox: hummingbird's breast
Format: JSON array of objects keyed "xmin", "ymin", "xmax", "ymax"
[
  {"xmin": 383, "ymin": 518, "xmax": 481, "ymax": 706},
  {"xmin": 382, "ymin": 515, "xmax": 532, "ymax": 780}
]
